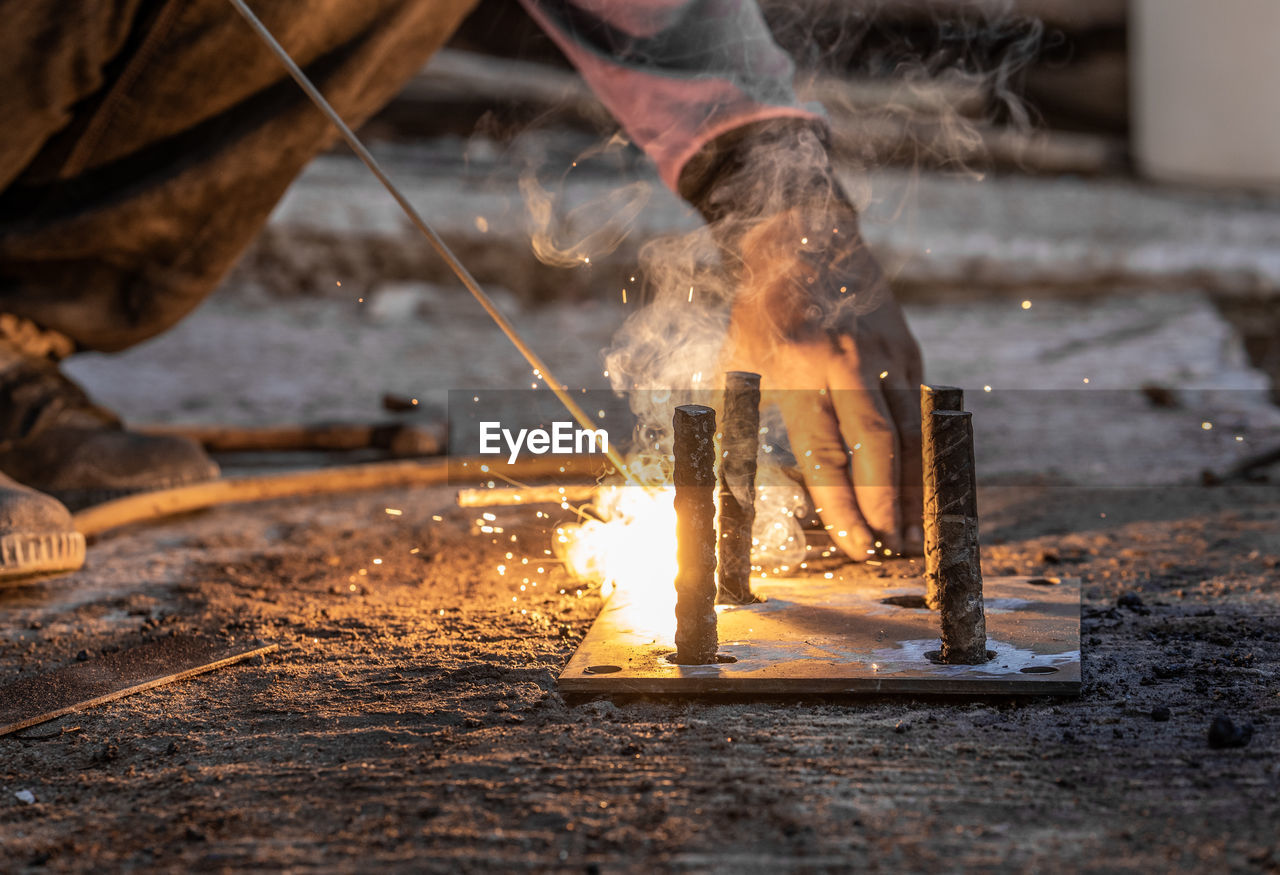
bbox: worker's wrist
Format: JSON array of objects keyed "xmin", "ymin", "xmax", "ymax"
[{"xmin": 678, "ymin": 118, "xmax": 847, "ymax": 231}]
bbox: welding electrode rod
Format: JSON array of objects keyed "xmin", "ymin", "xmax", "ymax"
[
  {"xmin": 924, "ymin": 410, "xmax": 988, "ymax": 664},
  {"xmin": 717, "ymin": 372, "xmax": 761, "ymax": 605},
  {"xmin": 672, "ymin": 404, "xmax": 719, "ymax": 664},
  {"xmin": 226, "ymin": 0, "xmax": 630, "ymax": 481},
  {"xmin": 920, "ymin": 384, "xmax": 965, "ymax": 610}
]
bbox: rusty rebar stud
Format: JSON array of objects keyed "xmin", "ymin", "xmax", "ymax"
[
  {"xmin": 717, "ymin": 372, "xmax": 762, "ymax": 605},
  {"xmin": 672, "ymin": 404, "xmax": 719, "ymax": 664},
  {"xmin": 920, "ymin": 384, "xmax": 965, "ymax": 610},
  {"xmin": 924, "ymin": 410, "xmax": 989, "ymax": 664}
]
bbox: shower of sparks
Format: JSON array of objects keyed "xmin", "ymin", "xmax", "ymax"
[{"xmin": 551, "ymin": 448, "xmax": 810, "ymax": 635}]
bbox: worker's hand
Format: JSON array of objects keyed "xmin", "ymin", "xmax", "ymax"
[{"xmin": 721, "ymin": 201, "xmax": 924, "ymax": 561}]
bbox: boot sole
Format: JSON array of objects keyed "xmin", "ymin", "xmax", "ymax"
[{"xmin": 0, "ymin": 531, "xmax": 86, "ymax": 581}]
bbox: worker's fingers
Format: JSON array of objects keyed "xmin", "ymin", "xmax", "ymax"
[
  {"xmin": 828, "ymin": 350, "xmax": 902, "ymax": 554},
  {"xmin": 776, "ymin": 390, "xmax": 877, "ymax": 560}
]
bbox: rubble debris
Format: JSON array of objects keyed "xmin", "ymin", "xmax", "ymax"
[{"xmin": 1207, "ymin": 716, "xmax": 1254, "ymax": 749}]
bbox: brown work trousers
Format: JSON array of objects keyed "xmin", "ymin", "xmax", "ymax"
[{"xmin": 0, "ymin": 0, "xmax": 478, "ymax": 352}]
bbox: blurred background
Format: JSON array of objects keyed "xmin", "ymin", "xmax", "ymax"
[{"xmin": 67, "ymin": 0, "xmax": 1280, "ymax": 488}]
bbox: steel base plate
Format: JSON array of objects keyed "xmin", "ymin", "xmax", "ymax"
[{"xmin": 560, "ymin": 576, "xmax": 1080, "ymax": 696}]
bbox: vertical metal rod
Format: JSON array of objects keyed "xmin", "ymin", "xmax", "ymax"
[
  {"xmin": 226, "ymin": 0, "xmax": 631, "ymax": 481},
  {"xmin": 920, "ymin": 384, "xmax": 964, "ymax": 610},
  {"xmin": 717, "ymin": 372, "xmax": 761, "ymax": 605},
  {"xmin": 924, "ymin": 410, "xmax": 988, "ymax": 664},
  {"xmin": 672, "ymin": 404, "xmax": 719, "ymax": 664}
]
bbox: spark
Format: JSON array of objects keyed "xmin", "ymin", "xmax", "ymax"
[
  {"xmin": 1021, "ymin": 300, "xmax": 1032, "ymax": 310},
  {"xmin": 475, "ymin": 216, "xmax": 489, "ymax": 233},
  {"xmin": 1083, "ymin": 378, "xmax": 1090, "ymax": 384},
  {"xmin": 879, "ymin": 370, "xmax": 889, "ymax": 380},
  {"xmin": 688, "ymin": 286, "xmax": 694, "ymax": 302},
  {"xmin": 384, "ymin": 507, "xmax": 402, "ymax": 516},
  {"xmin": 431, "ymin": 515, "xmax": 443, "ymax": 522},
  {"xmin": 983, "ymin": 385, "xmax": 992, "ymax": 392},
  {"xmin": 1201, "ymin": 421, "xmax": 1213, "ymax": 430},
  {"xmin": 372, "ymin": 558, "xmax": 382, "ymax": 565},
  {"xmin": 801, "ymin": 237, "xmax": 808, "ymax": 244},
  {"xmin": 1235, "ymin": 435, "xmax": 1245, "ymax": 442}
]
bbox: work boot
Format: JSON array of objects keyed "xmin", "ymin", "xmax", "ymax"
[
  {"xmin": 0, "ymin": 471, "xmax": 84, "ymax": 580},
  {"xmin": 0, "ymin": 316, "xmax": 219, "ymax": 511}
]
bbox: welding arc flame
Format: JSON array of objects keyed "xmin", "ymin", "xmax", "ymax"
[
  {"xmin": 556, "ymin": 449, "xmax": 808, "ymax": 635},
  {"xmin": 556, "ymin": 453, "xmax": 678, "ymax": 630}
]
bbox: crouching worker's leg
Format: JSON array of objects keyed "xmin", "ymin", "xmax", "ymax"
[{"xmin": 0, "ymin": 0, "xmax": 477, "ymax": 576}]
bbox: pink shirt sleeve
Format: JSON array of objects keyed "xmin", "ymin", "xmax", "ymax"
[{"xmin": 517, "ymin": 0, "xmax": 823, "ymax": 192}]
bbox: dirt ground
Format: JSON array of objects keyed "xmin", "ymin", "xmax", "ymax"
[{"xmin": 0, "ymin": 480, "xmax": 1277, "ymax": 872}]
